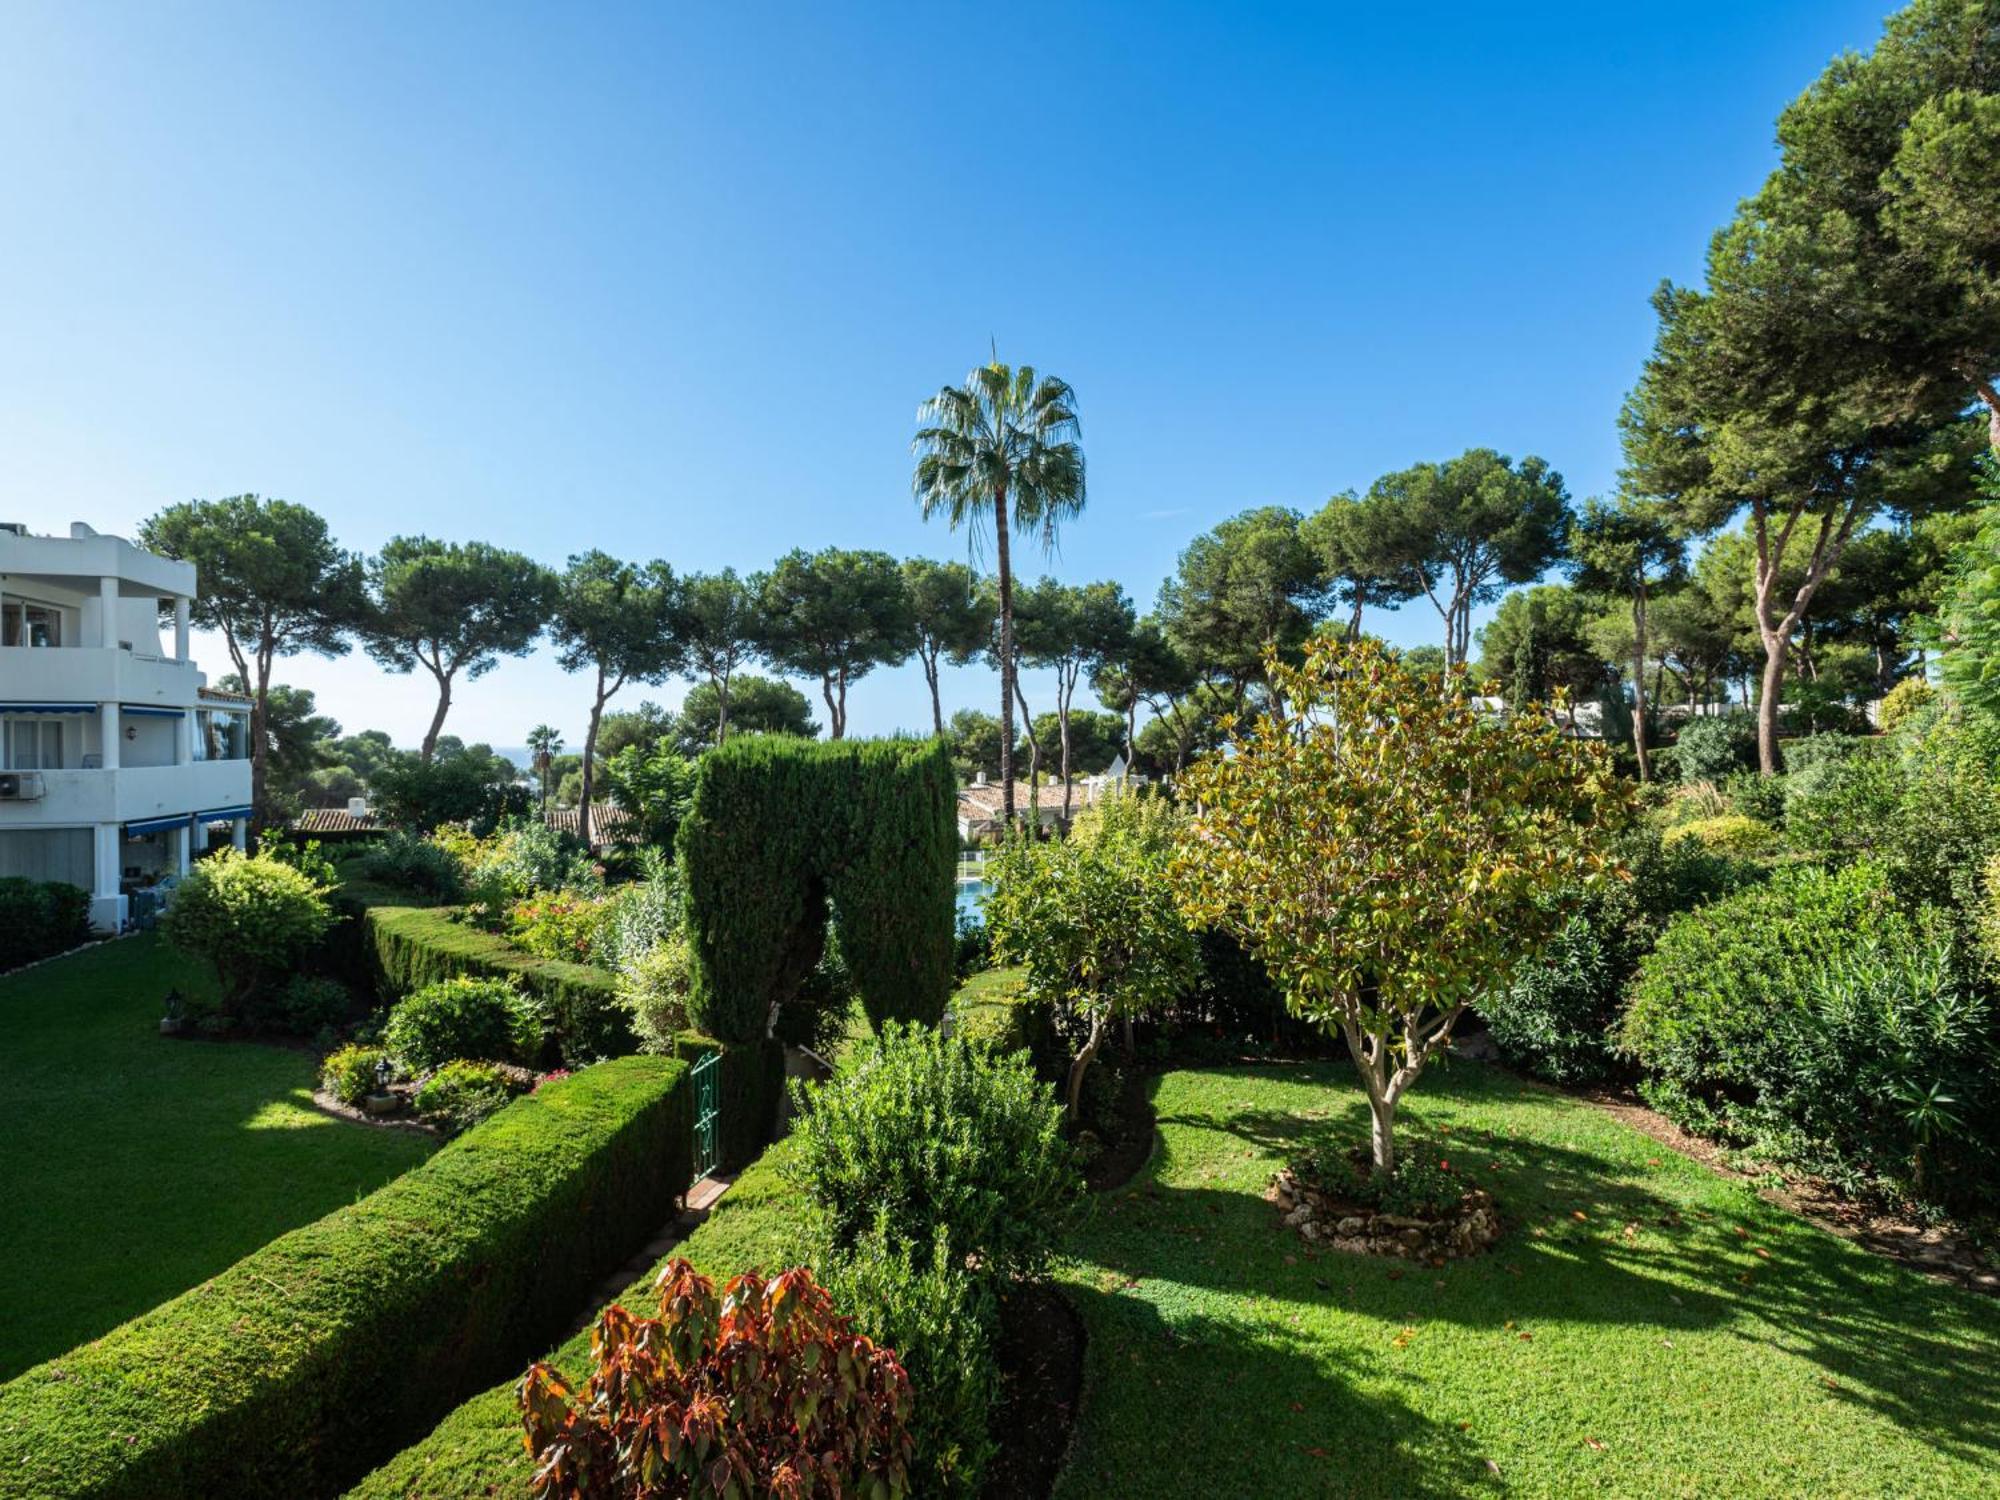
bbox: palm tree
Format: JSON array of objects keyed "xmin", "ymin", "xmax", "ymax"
[
  {"xmin": 526, "ymin": 723, "xmax": 562, "ymax": 813},
  {"xmin": 913, "ymin": 361, "xmax": 1085, "ymax": 826}
]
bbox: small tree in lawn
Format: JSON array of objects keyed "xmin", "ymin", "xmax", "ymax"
[
  {"xmin": 1173, "ymin": 637, "xmax": 1631, "ymax": 1174},
  {"xmin": 984, "ymin": 799, "xmax": 1198, "ymax": 1122}
]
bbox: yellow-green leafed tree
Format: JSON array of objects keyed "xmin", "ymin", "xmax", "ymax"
[{"xmin": 1173, "ymin": 638, "xmax": 1633, "ymax": 1174}]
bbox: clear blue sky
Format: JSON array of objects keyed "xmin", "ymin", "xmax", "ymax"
[{"xmin": 0, "ymin": 1, "xmax": 1895, "ymax": 749}]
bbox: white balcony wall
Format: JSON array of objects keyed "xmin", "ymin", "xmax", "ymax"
[
  {"xmin": 0, "ymin": 761, "xmax": 250, "ymax": 827},
  {"xmin": 0, "ymin": 647, "xmax": 202, "ymax": 709}
]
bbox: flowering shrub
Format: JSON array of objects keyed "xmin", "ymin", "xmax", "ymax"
[
  {"xmin": 520, "ymin": 1259, "xmax": 914, "ymax": 1499},
  {"xmin": 507, "ymin": 891, "xmax": 610, "ymax": 963},
  {"xmin": 321, "ymin": 1044, "xmax": 389, "ymax": 1106}
]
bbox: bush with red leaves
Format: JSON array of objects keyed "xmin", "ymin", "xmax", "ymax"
[{"xmin": 520, "ymin": 1259, "xmax": 914, "ymax": 1498}]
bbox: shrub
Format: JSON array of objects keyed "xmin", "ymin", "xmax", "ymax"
[
  {"xmin": 160, "ymin": 850, "xmax": 332, "ymax": 1018},
  {"xmin": 1620, "ymin": 863, "xmax": 1947, "ymax": 1133},
  {"xmin": 1672, "ymin": 713, "xmax": 1758, "ymax": 783},
  {"xmin": 1292, "ymin": 1138, "xmax": 1465, "ymax": 1219},
  {"xmin": 354, "ymin": 899, "xmax": 633, "ymax": 1066},
  {"xmin": 274, "ymin": 973, "xmax": 351, "ymax": 1034},
  {"xmin": 0, "ymin": 1057, "xmax": 695, "ymax": 1500},
  {"xmin": 1660, "ymin": 780, "xmax": 1734, "ymax": 827},
  {"xmin": 256, "ymin": 829, "xmax": 338, "ymax": 888},
  {"xmin": 1662, "ymin": 814, "xmax": 1779, "ymax": 858},
  {"xmin": 777, "ymin": 925, "xmax": 862, "ymax": 1057},
  {"xmin": 360, "ymin": 829, "xmax": 467, "ymax": 901},
  {"xmin": 506, "ymin": 890, "xmax": 608, "ymax": 964},
  {"xmin": 820, "ymin": 1228, "xmax": 998, "ymax": 1499},
  {"xmin": 383, "ymin": 976, "xmax": 543, "ymax": 1072},
  {"xmin": 953, "ymin": 908, "xmax": 992, "ymax": 980},
  {"xmin": 321, "ymin": 1043, "xmax": 389, "ymax": 1106},
  {"xmin": 679, "ymin": 735, "xmax": 957, "ymax": 1041},
  {"xmin": 621, "ymin": 934, "xmax": 695, "ymax": 1054},
  {"xmin": 1878, "ymin": 676, "xmax": 1937, "ymax": 732},
  {"xmin": 0, "ymin": 877, "xmax": 92, "ymax": 972},
  {"xmin": 519, "ymin": 1260, "xmax": 915, "ymax": 1500},
  {"xmin": 1724, "ymin": 770, "xmax": 1787, "ymax": 826},
  {"xmin": 1482, "ymin": 828, "xmax": 1756, "ymax": 1084},
  {"xmin": 590, "ymin": 848, "xmax": 680, "ymax": 972},
  {"xmin": 413, "ymin": 1060, "xmax": 520, "ymax": 1135},
  {"xmin": 953, "ymin": 979, "xmax": 1064, "ymax": 1084},
  {"xmin": 787, "ymin": 1023, "xmax": 1080, "ymax": 1288}
]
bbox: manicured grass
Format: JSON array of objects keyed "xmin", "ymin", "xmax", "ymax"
[
  {"xmin": 1056, "ymin": 1062, "xmax": 2000, "ymax": 1498},
  {"xmin": 352, "ymin": 1058, "xmax": 2000, "ymax": 1498},
  {"xmin": 0, "ymin": 934, "xmax": 432, "ymax": 1381}
]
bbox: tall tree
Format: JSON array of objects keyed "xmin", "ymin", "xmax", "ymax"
[
  {"xmin": 913, "ymin": 361, "xmax": 1086, "ymax": 827},
  {"xmin": 526, "ymin": 723, "xmax": 563, "ymax": 812},
  {"xmin": 678, "ymin": 569, "xmax": 760, "ymax": 745},
  {"xmin": 1156, "ymin": 506, "xmax": 1329, "ymax": 712},
  {"xmin": 1090, "ymin": 615, "xmax": 1193, "ymax": 761},
  {"xmin": 138, "ymin": 495, "xmax": 365, "ymax": 828},
  {"xmin": 671, "ymin": 674, "xmax": 819, "ymax": 755},
  {"xmin": 1351, "ymin": 450, "xmax": 1572, "ymax": 668},
  {"xmin": 1567, "ymin": 495, "xmax": 1687, "ymax": 780},
  {"xmin": 901, "ymin": 558, "xmax": 994, "ymax": 737},
  {"xmin": 1015, "ymin": 579, "xmax": 1135, "ymax": 819},
  {"xmin": 550, "ymin": 552, "xmax": 683, "ymax": 846},
  {"xmin": 945, "ymin": 707, "xmax": 1005, "ymax": 784},
  {"xmin": 1474, "ymin": 584, "xmax": 1608, "ymax": 723},
  {"xmin": 362, "ymin": 536, "xmax": 554, "ymax": 763},
  {"xmin": 216, "ymin": 674, "xmax": 339, "ymax": 821},
  {"xmin": 1302, "ymin": 491, "xmax": 1423, "ymax": 637},
  {"xmin": 755, "ymin": 548, "xmax": 914, "ymax": 739}
]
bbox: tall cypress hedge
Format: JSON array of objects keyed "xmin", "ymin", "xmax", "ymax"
[{"xmin": 678, "ymin": 735, "xmax": 957, "ymax": 1042}]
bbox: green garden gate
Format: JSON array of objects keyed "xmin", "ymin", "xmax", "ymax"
[{"xmin": 691, "ymin": 1050, "xmax": 720, "ymax": 1182}]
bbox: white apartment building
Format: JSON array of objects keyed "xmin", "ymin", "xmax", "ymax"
[{"xmin": 0, "ymin": 522, "xmax": 253, "ymax": 931}]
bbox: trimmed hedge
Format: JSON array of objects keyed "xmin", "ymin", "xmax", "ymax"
[
  {"xmin": 678, "ymin": 736, "xmax": 957, "ymax": 1041},
  {"xmin": 0, "ymin": 877, "xmax": 91, "ymax": 973},
  {"xmin": 0, "ymin": 1056, "xmax": 693, "ymax": 1500},
  {"xmin": 676, "ymin": 1029, "xmax": 786, "ymax": 1172},
  {"xmin": 352, "ymin": 895, "xmax": 634, "ymax": 1066},
  {"xmin": 345, "ymin": 1141, "xmax": 807, "ymax": 1500}
]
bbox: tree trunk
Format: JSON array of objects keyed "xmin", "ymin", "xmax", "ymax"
[
  {"xmin": 716, "ymin": 667, "xmax": 731, "ymax": 744},
  {"xmin": 821, "ymin": 671, "xmax": 846, "ymax": 740},
  {"xmin": 1014, "ymin": 672, "xmax": 1041, "ymax": 831},
  {"xmin": 1975, "ymin": 376, "xmax": 2000, "ymax": 457},
  {"xmin": 1368, "ymin": 1092, "xmax": 1398, "ymax": 1176},
  {"xmin": 579, "ymin": 668, "xmax": 606, "ymax": 848},
  {"xmin": 1065, "ymin": 1009, "xmax": 1109, "ymax": 1124},
  {"xmin": 1756, "ymin": 636, "xmax": 1786, "ymax": 776},
  {"xmin": 995, "ymin": 485, "xmax": 1016, "ymax": 826},
  {"xmin": 249, "ymin": 685, "xmax": 269, "ymax": 835},
  {"xmin": 1630, "ymin": 585, "xmax": 1651, "ymax": 782},
  {"xmin": 1058, "ymin": 670, "xmax": 1075, "ymax": 823},
  {"xmin": 419, "ymin": 665, "xmax": 452, "ymax": 765},
  {"xmin": 922, "ymin": 647, "xmax": 944, "ymax": 738}
]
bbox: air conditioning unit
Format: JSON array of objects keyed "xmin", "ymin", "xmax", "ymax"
[{"xmin": 0, "ymin": 773, "xmax": 46, "ymax": 801}]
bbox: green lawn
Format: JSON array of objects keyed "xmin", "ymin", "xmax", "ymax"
[
  {"xmin": 351, "ymin": 1056, "xmax": 2000, "ymax": 1498},
  {"xmin": 1056, "ymin": 1063, "xmax": 2000, "ymax": 1498},
  {"xmin": 0, "ymin": 935, "xmax": 434, "ymax": 1381}
]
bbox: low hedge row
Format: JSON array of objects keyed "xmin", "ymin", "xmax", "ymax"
[
  {"xmin": 0, "ymin": 877, "xmax": 92, "ymax": 973},
  {"xmin": 0, "ymin": 1056, "xmax": 693, "ymax": 1500},
  {"xmin": 345, "ymin": 1141, "xmax": 806, "ymax": 1500},
  {"xmin": 351, "ymin": 896, "xmax": 634, "ymax": 1065}
]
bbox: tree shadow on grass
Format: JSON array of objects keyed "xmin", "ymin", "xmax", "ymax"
[
  {"xmin": 1111, "ymin": 1067, "xmax": 2000, "ymax": 1471},
  {"xmin": 1056, "ymin": 1280, "xmax": 1493, "ymax": 1500}
]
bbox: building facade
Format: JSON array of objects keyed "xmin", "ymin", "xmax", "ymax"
[{"xmin": 0, "ymin": 522, "xmax": 253, "ymax": 931}]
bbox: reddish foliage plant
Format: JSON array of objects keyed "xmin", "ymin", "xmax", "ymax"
[{"xmin": 521, "ymin": 1259, "xmax": 915, "ymax": 1499}]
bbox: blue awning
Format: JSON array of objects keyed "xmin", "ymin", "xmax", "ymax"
[
  {"xmin": 119, "ymin": 705, "xmax": 185, "ymax": 718},
  {"xmin": 0, "ymin": 702, "xmax": 97, "ymax": 714},
  {"xmin": 124, "ymin": 814, "xmax": 192, "ymax": 836},
  {"xmin": 195, "ymin": 806, "xmax": 253, "ymax": 824}
]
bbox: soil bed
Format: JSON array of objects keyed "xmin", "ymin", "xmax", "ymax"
[{"xmin": 981, "ymin": 1283, "xmax": 1086, "ymax": 1500}]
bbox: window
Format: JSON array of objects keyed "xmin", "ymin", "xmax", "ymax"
[
  {"xmin": 3, "ymin": 719, "xmax": 64, "ymax": 770},
  {"xmin": 198, "ymin": 710, "xmax": 249, "ymax": 761},
  {"xmin": 1, "ymin": 602, "xmax": 63, "ymax": 648}
]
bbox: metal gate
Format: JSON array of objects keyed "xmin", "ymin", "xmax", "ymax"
[{"xmin": 691, "ymin": 1050, "xmax": 721, "ymax": 1182}]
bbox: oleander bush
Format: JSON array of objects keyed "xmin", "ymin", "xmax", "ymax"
[
  {"xmin": 321, "ymin": 1042, "xmax": 390, "ymax": 1106},
  {"xmin": 0, "ymin": 1057, "xmax": 696, "ymax": 1500},
  {"xmin": 159, "ymin": 850, "xmax": 332, "ymax": 1020},
  {"xmin": 383, "ymin": 976, "xmax": 544, "ymax": 1072},
  {"xmin": 505, "ymin": 890, "xmax": 608, "ymax": 964},
  {"xmin": 519, "ymin": 1259, "xmax": 915, "ymax": 1500},
  {"xmin": 786, "ymin": 1023, "xmax": 1081, "ymax": 1288},
  {"xmin": 0, "ymin": 877, "xmax": 92, "ymax": 972},
  {"xmin": 413, "ymin": 1059, "xmax": 521, "ymax": 1135}
]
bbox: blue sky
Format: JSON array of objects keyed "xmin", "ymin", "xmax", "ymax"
[{"xmin": 0, "ymin": 1, "xmax": 1896, "ymax": 749}]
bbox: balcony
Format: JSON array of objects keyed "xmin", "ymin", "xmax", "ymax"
[
  {"xmin": 0, "ymin": 646, "xmax": 201, "ymax": 710},
  {"xmin": 0, "ymin": 760, "xmax": 251, "ymax": 827}
]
